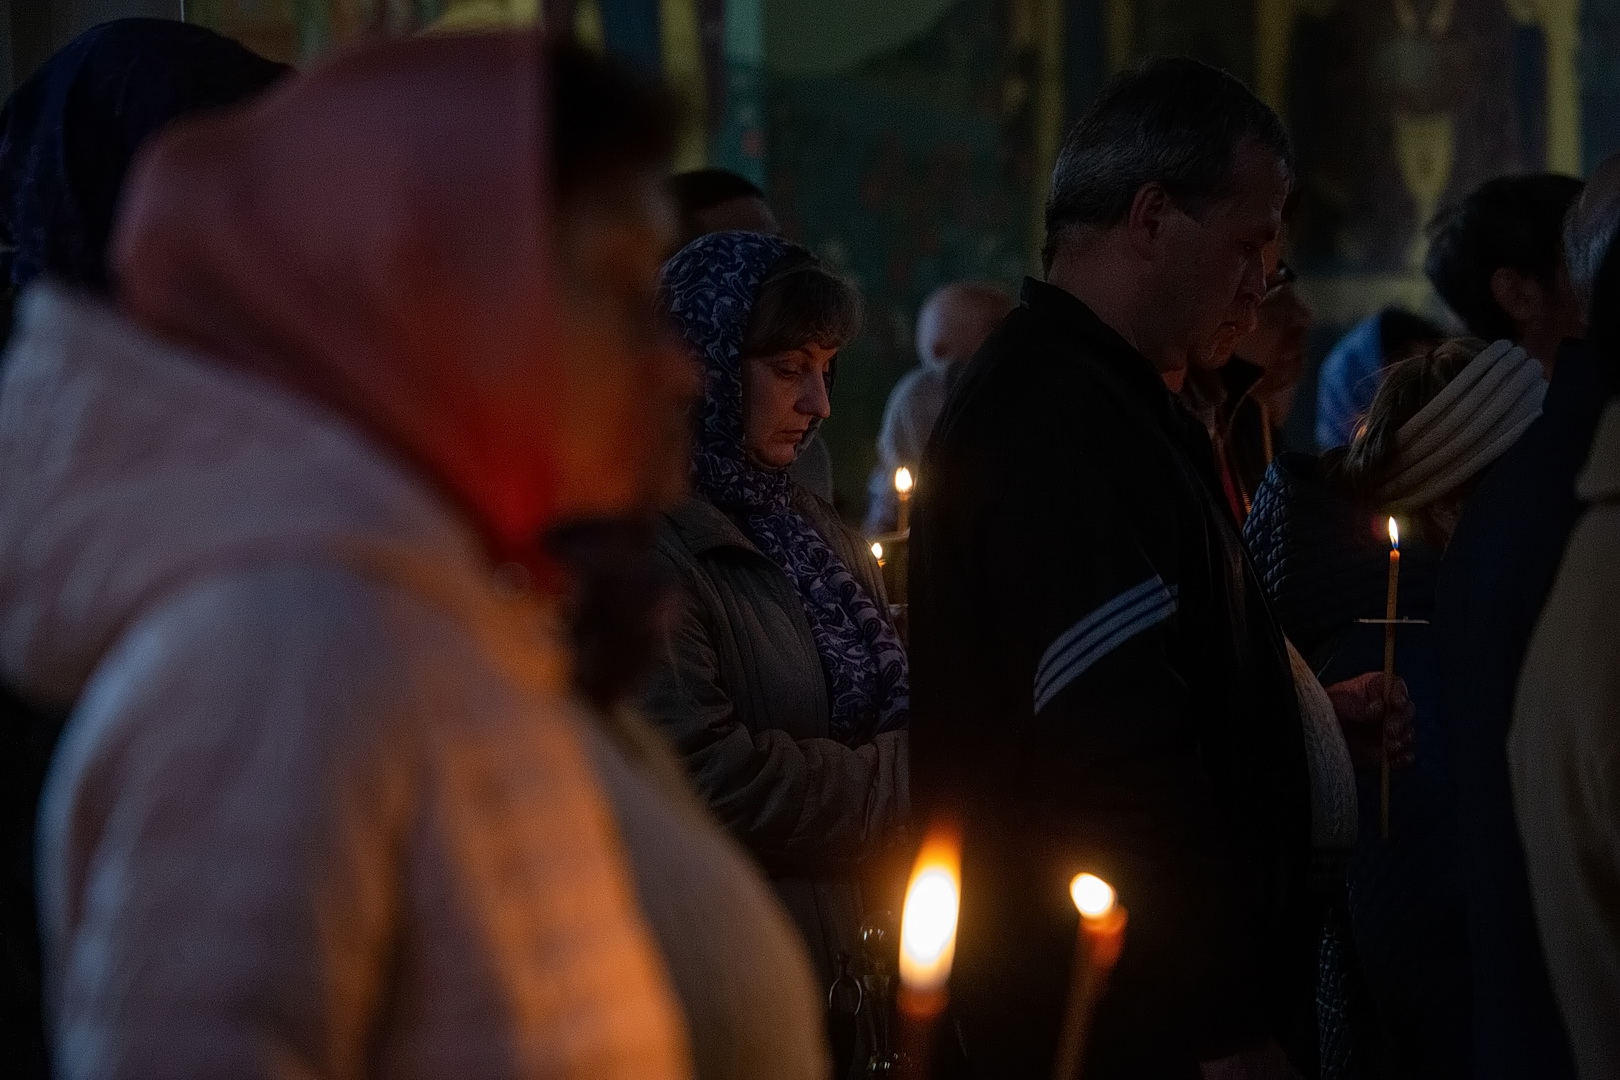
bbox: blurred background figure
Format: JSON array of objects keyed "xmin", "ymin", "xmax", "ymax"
[
  {"xmin": 670, "ymin": 167, "xmax": 779, "ymax": 246},
  {"xmin": 0, "ymin": 19, "xmax": 287, "ymax": 1078},
  {"xmin": 1247, "ymin": 336, "xmax": 1546, "ymax": 1079},
  {"xmin": 1510, "ymin": 231, "xmax": 1620, "ymax": 1080},
  {"xmin": 1242, "ymin": 260, "xmax": 1313, "ymax": 438},
  {"xmin": 1182, "ymin": 258, "xmax": 1313, "ymax": 523},
  {"xmin": 1425, "ymin": 174, "xmax": 1586, "ymax": 372},
  {"xmin": 0, "ymin": 18, "xmax": 289, "ymax": 297},
  {"xmin": 1431, "ymin": 156, "xmax": 1620, "ymax": 1080},
  {"xmin": 864, "ymin": 280, "xmax": 1011, "ymax": 534},
  {"xmin": 647, "ymin": 232, "xmax": 909, "ymax": 1079},
  {"xmin": 0, "ymin": 33, "xmax": 831, "ymax": 1080},
  {"xmin": 1314, "ymin": 308, "xmax": 1445, "ymax": 452}
]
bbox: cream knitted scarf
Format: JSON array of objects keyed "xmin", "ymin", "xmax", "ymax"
[{"xmin": 1377, "ymin": 339, "xmax": 1546, "ymax": 511}]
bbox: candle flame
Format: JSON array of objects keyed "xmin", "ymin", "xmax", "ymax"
[
  {"xmin": 1070, "ymin": 872, "xmax": 1117, "ymax": 919},
  {"xmin": 899, "ymin": 830, "xmax": 960, "ymax": 995},
  {"xmin": 894, "ymin": 466, "xmax": 915, "ymax": 496},
  {"xmin": 870, "ymin": 541, "xmax": 884, "ymax": 561},
  {"xmin": 1388, "ymin": 516, "xmax": 1400, "ymax": 551}
]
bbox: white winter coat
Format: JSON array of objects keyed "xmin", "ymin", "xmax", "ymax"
[{"xmin": 0, "ymin": 285, "xmax": 825, "ymax": 1080}]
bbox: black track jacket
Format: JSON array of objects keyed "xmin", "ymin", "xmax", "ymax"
[{"xmin": 908, "ymin": 279, "xmax": 1315, "ymax": 1078}]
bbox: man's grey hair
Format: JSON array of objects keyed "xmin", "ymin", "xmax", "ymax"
[
  {"xmin": 1043, "ymin": 57, "xmax": 1293, "ymax": 272},
  {"xmin": 1565, "ymin": 178, "xmax": 1620, "ymax": 312}
]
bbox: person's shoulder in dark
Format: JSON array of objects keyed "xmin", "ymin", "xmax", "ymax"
[
  {"xmin": 1246, "ymin": 452, "xmax": 1347, "ymax": 574},
  {"xmin": 1245, "ymin": 451, "xmax": 1391, "ymax": 655},
  {"xmin": 1450, "ymin": 339, "xmax": 1612, "ymax": 569},
  {"xmin": 932, "ymin": 289, "xmax": 1108, "ymax": 461},
  {"xmin": 1245, "ymin": 452, "xmax": 1351, "ymax": 557}
]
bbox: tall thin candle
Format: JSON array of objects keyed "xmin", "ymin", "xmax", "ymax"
[
  {"xmin": 1382, "ymin": 516, "xmax": 1400, "ymax": 841},
  {"xmin": 1052, "ymin": 873, "xmax": 1129, "ymax": 1080},
  {"xmin": 894, "ymin": 467, "xmax": 915, "ymax": 536},
  {"xmin": 897, "ymin": 825, "xmax": 960, "ymax": 1077}
]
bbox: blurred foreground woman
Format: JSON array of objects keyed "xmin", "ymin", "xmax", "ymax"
[
  {"xmin": 0, "ymin": 20, "xmax": 286, "ymax": 1075},
  {"xmin": 0, "ymin": 33, "xmax": 823, "ymax": 1080}
]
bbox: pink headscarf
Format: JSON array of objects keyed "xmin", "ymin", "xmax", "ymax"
[{"xmin": 114, "ymin": 31, "xmax": 562, "ymax": 571}]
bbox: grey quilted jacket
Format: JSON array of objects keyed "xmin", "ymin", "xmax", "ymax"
[{"xmin": 642, "ymin": 489, "xmax": 910, "ymax": 998}]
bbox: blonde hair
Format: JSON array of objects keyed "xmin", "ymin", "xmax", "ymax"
[{"xmin": 1335, "ymin": 337, "xmax": 1489, "ymax": 502}]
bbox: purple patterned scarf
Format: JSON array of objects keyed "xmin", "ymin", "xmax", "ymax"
[{"xmin": 661, "ymin": 231, "xmax": 909, "ymax": 745}]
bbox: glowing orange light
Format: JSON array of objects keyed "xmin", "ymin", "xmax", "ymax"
[
  {"xmin": 1069, "ymin": 873, "xmax": 1117, "ymax": 920},
  {"xmin": 894, "ymin": 467, "xmax": 915, "ymax": 496},
  {"xmin": 1387, "ymin": 516, "xmax": 1400, "ymax": 551},
  {"xmin": 899, "ymin": 830, "xmax": 960, "ymax": 997},
  {"xmin": 870, "ymin": 541, "xmax": 885, "ymax": 562}
]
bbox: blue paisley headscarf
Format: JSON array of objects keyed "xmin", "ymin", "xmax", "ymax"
[{"xmin": 662, "ymin": 231, "xmax": 909, "ymax": 745}]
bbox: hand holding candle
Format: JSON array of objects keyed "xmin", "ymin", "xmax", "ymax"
[{"xmin": 1052, "ymin": 873, "xmax": 1128, "ymax": 1080}]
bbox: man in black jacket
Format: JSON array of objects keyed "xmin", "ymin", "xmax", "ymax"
[{"xmin": 909, "ymin": 59, "xmax": 1315, "ymax": 1079}]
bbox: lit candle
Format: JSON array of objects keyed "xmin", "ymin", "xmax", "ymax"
[
  {"xmin": 897, "ymin": 826, "xmax": 960, "ymax": 1077},
  {"xmin": 1382, "ymin": 516, "xmax": 1400, "ymax": 842},
  {"xmin": 1052, "ymin": 873, "xmax": 1129, "ymax": 1080},
  {"xmin": 894, "ymin": 466, "xmax": 915, "ymax": 536},
  {"xmin": 899, "ymin": 829, "xmax": 959, "ymax": 1008},
  {"xmin": 871, "ymin": 540, "xmax": 885, "ymax": 568}
]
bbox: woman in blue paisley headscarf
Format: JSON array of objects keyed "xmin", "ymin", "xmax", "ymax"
[{"xmin": 643, "ymin": 231, "xmax": 910, "ymax": 1077}]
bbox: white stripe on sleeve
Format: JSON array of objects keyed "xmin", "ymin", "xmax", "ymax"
[{"xmin": 1033, "ymin": 576, "xmax": 1177, "ymax": 715}]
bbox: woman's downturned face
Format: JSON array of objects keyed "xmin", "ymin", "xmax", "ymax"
[{"xmin": 741, "ymin": 342, "xmax": 835, "ymax": 470}]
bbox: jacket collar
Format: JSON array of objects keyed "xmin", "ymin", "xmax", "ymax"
[
  {"xmin": 1020, "ymin": 277, "xmax": 1181, "ymax": 414},
  {"xmin": 1181, "ymin": 356, "xmax": 1264, "ymax": 431},
  {"xmin": 664, "ymin": 487, "xmax": 844, "ymax": 560},
  {"xmin": 665, "ymin": 495, "xmax": 756, "ymax": 556}
]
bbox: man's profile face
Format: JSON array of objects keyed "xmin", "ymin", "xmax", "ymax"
[{"xmin": 1152, "ymin": 141, "xmax": 1289, "ymax": 368}]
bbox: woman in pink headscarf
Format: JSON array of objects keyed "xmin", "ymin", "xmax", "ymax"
[{"xmin": 0, "ymin": 32, "xmax": 824, "ymax": 1080}]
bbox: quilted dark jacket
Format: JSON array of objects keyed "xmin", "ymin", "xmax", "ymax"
[
  {"xmin": 1241, "ymin": 453, "xmax": 1441, "ymax": 669},
  {"xmin": 1245, "ymin": 454, "xmax": 1470, "ymax": 1079},
  {"xmin": 641, "ymin": 485, "xmax": 910, "ymax": 1076}
]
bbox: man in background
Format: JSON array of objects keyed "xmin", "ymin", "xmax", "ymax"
[
  {"xmin": 670, "ymin": 168, "xmax": 778, "ymax": 246},
  {"xmin": 1180, "ymin": 260, "xmax": 1311, "ymax": 522},
  {"xmin": 865, "ymin": 281, "xmax": 1012, "ymax": 533},
  {"xmin": 1313, "ymin": 308, "xmax": 1445, "ymax": 451},
  {"xmin": 1432, "ymin": 158, "xmax": 1620, "ymax": 1080},
  {"xmin": 910, "ymin": 58, "xmax": 1313, "ymax": 1079},
  {"xmin": 1510, "ymin": 213, "xmax": 1620, "ymax": 1080},
  {"xmin": 1425, "ymin": 173, "xmax": 1584, "ymax": 371}
]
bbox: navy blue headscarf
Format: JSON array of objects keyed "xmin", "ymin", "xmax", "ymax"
[
  {"xmin": 0, "ymin": 18, "xmax": 288, "ymax": 293},
  {"xmin": 662, "ymin": 231, "xmax": 909, "ymax": 745}
]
